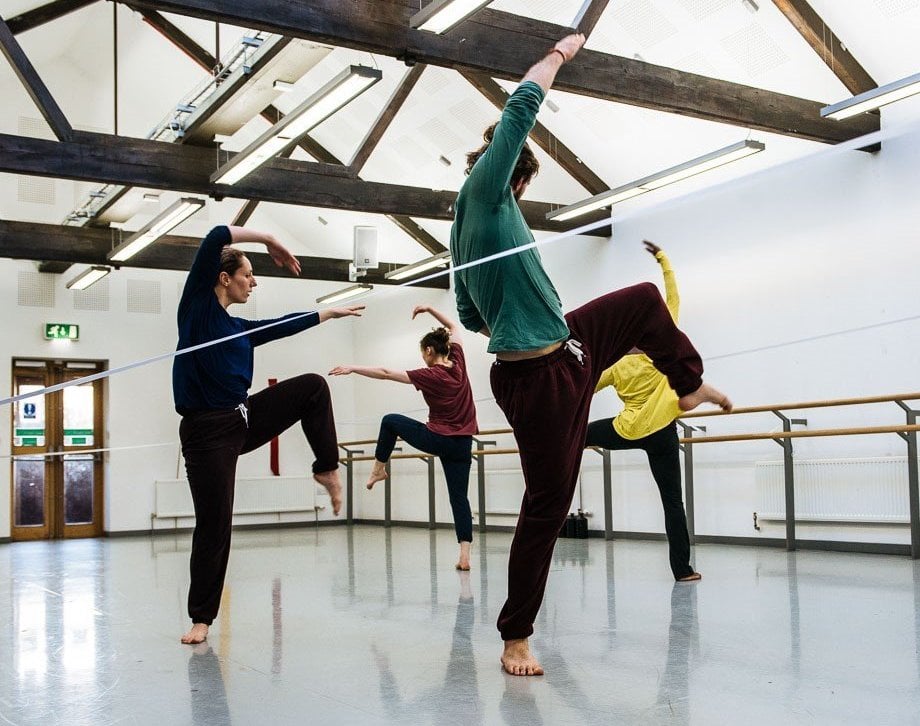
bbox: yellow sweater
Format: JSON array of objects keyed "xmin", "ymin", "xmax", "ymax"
[{"xmin": 594, "ymin": 251, "xmax": 683, "ymax": 440}]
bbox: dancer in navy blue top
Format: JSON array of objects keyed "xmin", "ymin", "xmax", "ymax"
[{"xmin": 174, "ymin": 225, "xmax": 362, "ymax": 645}]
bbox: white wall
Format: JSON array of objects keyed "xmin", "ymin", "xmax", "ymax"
[
  {"xmin": 343, "ymin": 118, "xmax": 920, "ymax": 547},
  {"xmin": 0, "ymin": 260, "xmax": 360, "ymax": 538}
]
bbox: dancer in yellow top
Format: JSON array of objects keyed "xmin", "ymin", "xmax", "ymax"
[{"xmin": 585, "ymin": 241, "xmax": 701, "ymax": 582}]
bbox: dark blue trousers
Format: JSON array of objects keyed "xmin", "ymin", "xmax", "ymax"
[{"xmin": 375, "ymin": 413, "xmax": 474, "ymax": 543}]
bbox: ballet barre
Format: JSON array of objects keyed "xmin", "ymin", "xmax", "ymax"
[{"xmin": 337, "ymin": 391, "xmax": 920, "ymax": 558}]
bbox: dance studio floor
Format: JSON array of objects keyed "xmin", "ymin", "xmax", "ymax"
[{"xmin": 1, "ymin": 525, "xmax": 919, "ymax": 725}]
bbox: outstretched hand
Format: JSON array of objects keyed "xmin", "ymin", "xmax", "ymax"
[
  {"xmin": 643, "ymin": 239, "xmax": 662, "ymax": 258},
  {"xmin": 411, "ymin": 304, "xmax": 430, "ymax": 320},
  {"xmin": 553, "ymin": 33, "xmax": 585, "ymax": 62},
  {"xmin": 327, "ymin": 305, "xmax": 365, "ymax": 319},
  {"xmin": 328, "ymin": 365, "xmax": 354, "ymax": 376},
  {"xmin": 266, "ymin": 239, "xmax": 301, "ymax": 276}
]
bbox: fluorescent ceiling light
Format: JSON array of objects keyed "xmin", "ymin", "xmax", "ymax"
[
  {"xmin": 316, "ymin": 283, "xmax": 373, "ymax": 305},
  {"xmin": 108, "ymin": 197, "xmax": 205, "ymax": 262},
  {"xmin": 212, "ymin": 65, "xmax": 383, "ymax": 186},
  {"xmin": 821, "ymin": 71, "xmax": 920, "ymax": 120},
  {"xmin": 384, "ymin": 251, "xmax": 451, "ymax": 281},
  {"xmin": 273, "ymin": 80, "xmax": 295, "ymax": 93},
  {"xmin": 410, "ymin": 0, "xmax": 493, "ymax": 34},
  {"xmin": 547, "ymin": 139, "xmax": 765, "ymax": 222},
  {"xmin": 66, "ymin": 265, "xmax": 111, "ymax": 290}
]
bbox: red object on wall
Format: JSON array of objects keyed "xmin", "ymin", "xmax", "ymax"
[{"xmin": 268, "ymin": 378, "xmax": 280, "ymax": 475}]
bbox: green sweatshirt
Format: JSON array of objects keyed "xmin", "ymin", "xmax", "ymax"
[{"xmin": 450, "ymin": 81, "xmax": 570, "ymax": 354}]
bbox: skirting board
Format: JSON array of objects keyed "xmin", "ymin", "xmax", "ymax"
[{"xmin": 105, "ymin": 519, "xmax": 347, "ymax": 538}]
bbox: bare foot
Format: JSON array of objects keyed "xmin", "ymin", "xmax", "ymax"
[
  {"xmin": 314, "ymin": 469, "xmax": 343, "ymax": 515},
  {"xmin": 366, "ymin": 461, "xmax": 387, "ymax": 490},
  {"xmin": 455, "ymin": 540, "xmax": 471, "ymax": 571},
  {"xmin": 181, "ymin": 622, "xmax": 209, "ymax": 644},
  {"xmin": 678, "ymin": 383, "xmax": 732, "ymax": 413},
  {"xmin": 677, "ymin": 571, "xmax": 702, "ymax": 582},
  {"xmin": 501, "ymin": 638, "xmax": 544, "ymax": 676}
]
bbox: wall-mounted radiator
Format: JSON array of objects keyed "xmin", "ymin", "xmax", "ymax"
[
  {"xmin": 755, "ymin": 457, "xmax": 912, "ymax": 523},
  {"xmin": 154, "ymin": 477, "xmax": 318, "ymax": 520}
]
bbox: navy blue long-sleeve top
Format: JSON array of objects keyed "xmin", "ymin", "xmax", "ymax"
[{"xmin": 172, "ymin": 226, "xmax": 319, "ymax": 413}]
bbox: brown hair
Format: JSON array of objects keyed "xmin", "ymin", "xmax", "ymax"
[
  {"xmin": 420, "ymin": 327, "xmax": 451, "ymax": 357},
  {"xmin": 465, "ymin": 122, "xmax": 540, "ymax": 190},
  {"xmin": 218, "ymin": 246, "xmax": 247, "ymax": 281}
]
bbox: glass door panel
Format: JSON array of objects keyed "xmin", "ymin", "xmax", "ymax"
[
  {"xmin": 63, "ymin": 455, "xmax": 94, "ymax": 525},
  {"xmin": 63, "ymin": 384, "xmax": 94, "ymax": 448},
  {"xmin": 13, "ymin": 457, "xmax": 46, "ymax": 528}
]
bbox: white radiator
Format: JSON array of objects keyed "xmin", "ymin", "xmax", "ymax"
[
  {"xmin": 755, "ymin": 457, "xmax": 913, "ymax": 523},
  {"xmin": 154, "ymin": 476, "xmax": 318, "ymax": 519}
]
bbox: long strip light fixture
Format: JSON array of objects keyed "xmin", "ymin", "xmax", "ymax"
[
  {"xmin": 66, "ymin": 265, "xmax": 111, "ymax": 290},
  {"xmin": 410, "ymin": 0, "xmax": 492, "ymax": 34},
  {"xmin": 384, "ymin": 251, "xmax": 451, "ymax": 280},
  {"xmin": 546, "ymin": 139, "xmax": 765, "ymax": 222},
  {"xmin": 821, "ymin": 71, "xmax": 920, "ymax": 120},
  {"xmin": 212, "ymin": 65, "xmax": 383, "ymax": 186},
  {"xmin": 316, "ymin": 283, "xmax": 373, "ymax": 305},
  {"xmin": 108, "ymin": 197, "xmax": 206, "ymax": 262}
]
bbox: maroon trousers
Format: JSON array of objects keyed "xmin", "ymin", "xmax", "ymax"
[
  {"xmin": 491, "ymin": 283, "xmax": 703, "ymax": 640},
  {"xmin": 179, "ymin": 373, "xmax": 339, "ymax": 625}
]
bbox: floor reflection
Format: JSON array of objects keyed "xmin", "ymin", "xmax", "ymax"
[
  {"xmin": 188, "ymin": 643, "xmax": 231, "ymax": 726},
  {"xmin": 655, "ymin": 583, "xmax": 699, "ymax": 724},
  {"xmin": 372, "ymin": 571, "xmax": 483, "ymax": 724}
]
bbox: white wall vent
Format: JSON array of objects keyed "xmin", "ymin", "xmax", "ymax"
[
  {"xmin": 126, "ymin": 279, "xmax": 161, "ymax": 314},
  {"xmin": 17, "ymin": 270, "xmax": 55, "ymax": 308},
  {"xmin": 73, "ymin": 278, "xmax": 111, "ymax": 312}
]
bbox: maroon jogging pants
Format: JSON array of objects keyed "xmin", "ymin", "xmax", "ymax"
[
  {"xmin": 490, "ymin": 283, "xmax": 704, "ymax": 640},
  {"xmin": 179, "ymin": 373, "xmax": 339, "ymax": 625}
]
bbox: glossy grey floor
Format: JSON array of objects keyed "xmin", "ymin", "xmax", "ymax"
[{"xmin": 1, "ymin": 526, "xmax": 919, "ymax": 726}]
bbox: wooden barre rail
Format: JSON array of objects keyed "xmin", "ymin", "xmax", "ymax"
[
  {"xmin": 679, "ymin": 391, "xmax": 920, "ymax": 419},
  {"xmin": 338, "ymin": 393, "xmax": 920, "ymax": 447},
  {"xmin": 338, "ymin": 425, "xmax": 920, "ymax": 463}
]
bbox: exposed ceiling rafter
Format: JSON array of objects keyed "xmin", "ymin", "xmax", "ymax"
[
  {"xmin": 126, "ymin": 0, "xmax": 879, "ymax": 144},
  {"xmin": 0, "ymin": 220, "xmax": 450, "ymax": 288},
  {"xmin": 7, "ymin": 0, "xmax": 98, "ymax": 36},
  {"xmin": 0, "ymin": 130, "xmax": 610, "ymax": 235},
  {"xmin": 134, "ymin": 8, "xmax": 448, "ymax": 254},
  {"xmin": 349, "ymin": 63, "xmax": 425, "ymax": 176},
  {"xmin": 572, "ymin": 0, "xmax": 610, "ymax": 39},
  {"xmin": 772, "ymin": 0, "xmax": 876, "ymax": 95},
  {"xmin": 0, "ymin": 15, "xmax": 73, "ymax": 141}
]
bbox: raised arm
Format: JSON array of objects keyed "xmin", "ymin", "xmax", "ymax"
[
  {"xmin": 412, "ymin": 304, "xmax": 462, "ymax": 343},
  {"xmin": 328, "ymin": 365, "xmax": 411, "ymax": 384},
  {"xmin": 521, "ymin": 33, "xmax": 585, "ymax": 93},
  {"xmin": 644, "ymin": 240, "xmax": 679, "ymax": 323},
  {"xmin": 227, "ymin": 225, "xmax": 301, "ymax": 276}
]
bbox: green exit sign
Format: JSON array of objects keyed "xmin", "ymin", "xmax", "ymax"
[{"xmin": 44, "ymin": 323, "xmax": 79, "ymax": 340}]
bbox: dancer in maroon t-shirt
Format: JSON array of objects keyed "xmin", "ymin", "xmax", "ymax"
[{"xmin": 329, "ymin": 305, "xmax": 479, "ymax": 570}]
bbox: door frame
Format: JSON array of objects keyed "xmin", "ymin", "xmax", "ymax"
[{"xmin": 10, "ymin": 357, "xmax": 106, "ymax": 540}]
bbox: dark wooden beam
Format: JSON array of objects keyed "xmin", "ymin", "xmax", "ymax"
[
  {"xmin": 128, "ymin": 10, "xmax": 448, "ymax": 252},
  {"xmin": 132, "ymin": 5, "xmax": 218, "ymax": 72},
  {"xmin": 462, "ymin": 70, "xmax": 609, "ymax": 196},
  {"xmin": 772, "ymin": 0, "xmax": 876, "ymax": 95},
  {"xmin": 0, "ymin": 16, "xmax": 73, "ymax": 141},
  {"xmin": 572, "ymin": 0, "xmax": 610, "ymax": 39},
  {"xmin": 0, "ymin": 220, "xmax": 449, "ymax": 288},
  {"xmin": 37, "ymin": 260, "xmax": 73, "ymax": 273},
  {"xmin": 127, "ymin": 0, "xmax": 878, "ymax": 144},
  {"xmin": 0, "ymin": 130, "xmax": 608, "ymax": 235},
  {"xmin": 7, "ymin": 0, "xmax": 98, "ymax": 35},
  {"xmin": 349, "ymin": 64, "xmax": 425, "ymax": 175}
]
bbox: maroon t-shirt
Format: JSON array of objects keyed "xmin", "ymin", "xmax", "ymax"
[{"xmin": 406, "ymin": 343, "xmax": 479, "ymax": 436}]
